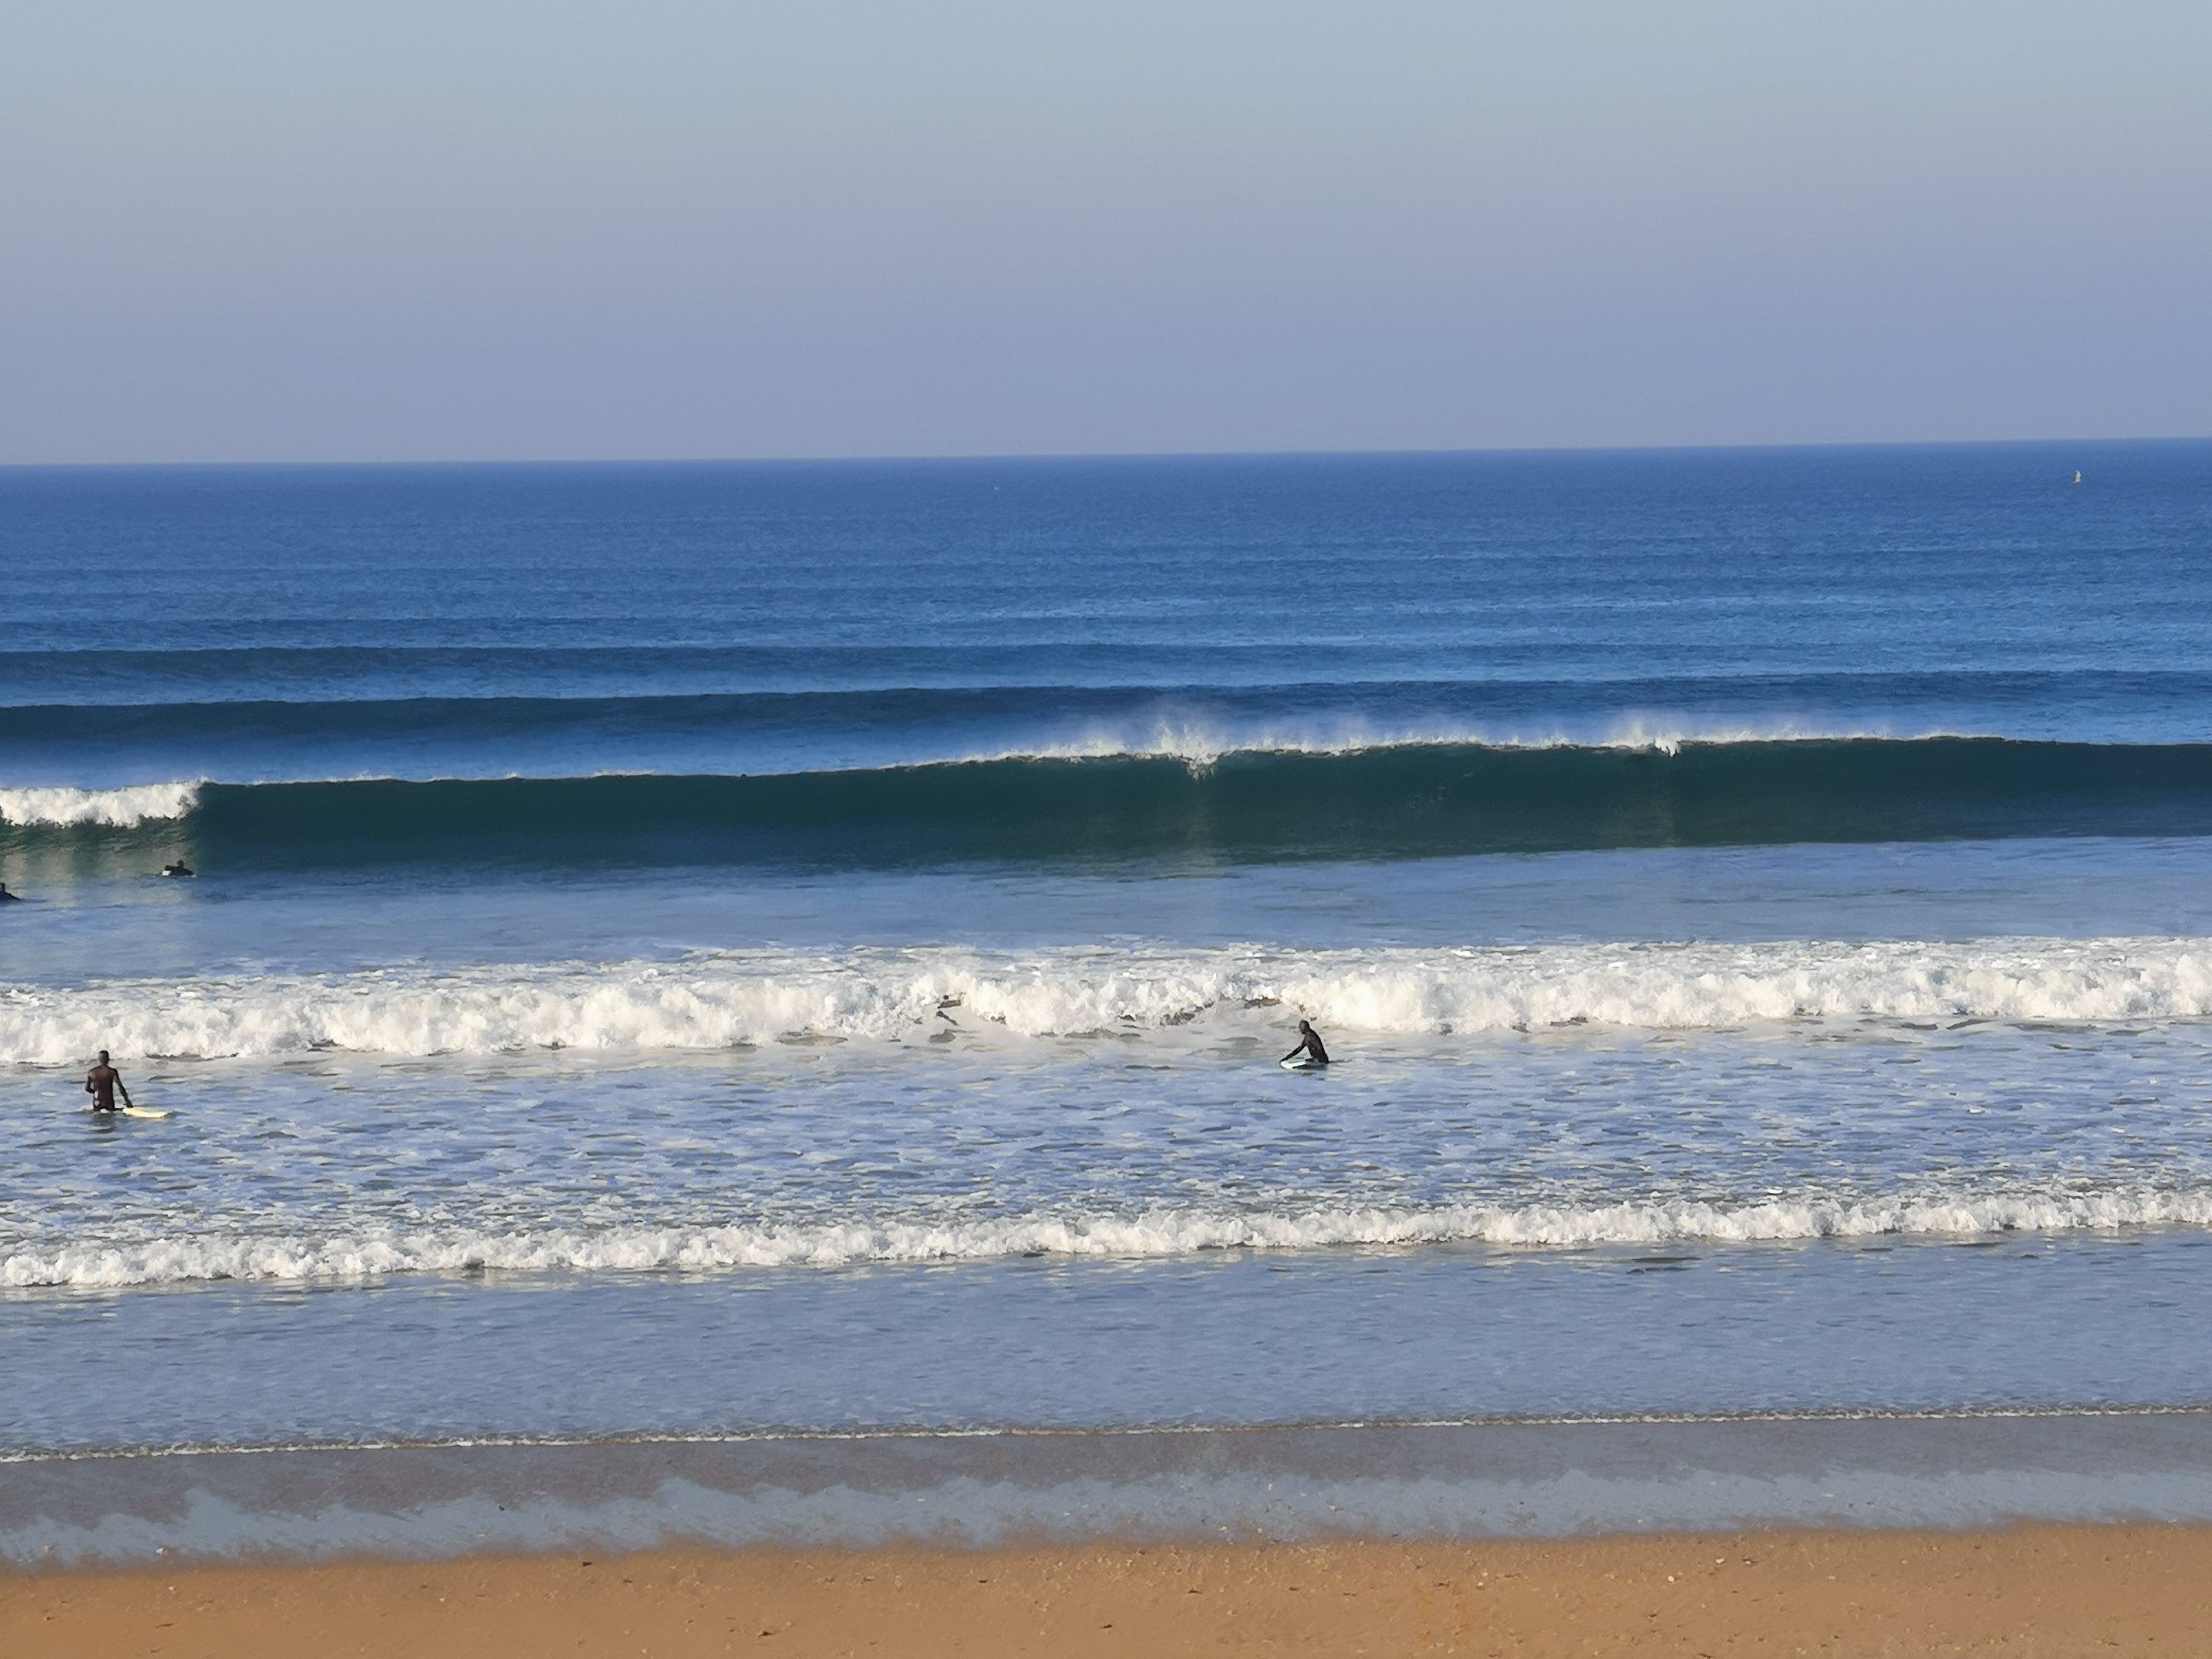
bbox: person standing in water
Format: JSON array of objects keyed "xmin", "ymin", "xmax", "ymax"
[
  {"xmin": 85, "ymin": 1050, "xmax": 134, "ymax": 1114},
  {"xmin": 1282, "ymin": 1019, "xmax": 1330, "ymax": 1067}
]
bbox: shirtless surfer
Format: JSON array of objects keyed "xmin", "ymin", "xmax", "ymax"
[
  {"xmin": 85, "ymin": 1051, "xmax": 134, "ymax": 1114},
  {"xmin": 1282, "ymin": 1019, "xmax": 1330, "ymax": 1067}
]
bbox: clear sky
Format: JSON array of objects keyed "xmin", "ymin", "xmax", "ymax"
[{"xmin": 4, "ymin": 1, "xmax": 2208, "ymax": 463}]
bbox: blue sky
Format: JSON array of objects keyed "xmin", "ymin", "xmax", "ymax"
[{"xmin": 4, "ymin": 2, "xmax": 2208, "ymax": 461}]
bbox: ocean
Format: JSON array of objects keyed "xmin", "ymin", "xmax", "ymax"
[{"xmin": 7, "ymin": 441, "xmax": 2212, "ymax": 1459}]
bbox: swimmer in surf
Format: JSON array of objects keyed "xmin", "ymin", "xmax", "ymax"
[
  {"xmin": 161, "ymin": 861, "xmax": 194, "ymax": 879},
  {"xmin": 0, "ymin": 882, "xmax": 19, "ymax": 902},
  {"xmin": 85, "ymin": 1051, "xmax": 134, "ymax": 1114},
  {"xmin": 1282, "ymin": 1019, "xmax": 1330, "ymax": 1067}
]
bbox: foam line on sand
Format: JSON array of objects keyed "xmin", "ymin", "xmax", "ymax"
[{"xmin": 14, "ymin": 1411, "xmax": 2212, "ymax": 1569}]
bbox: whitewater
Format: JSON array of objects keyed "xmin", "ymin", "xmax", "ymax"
[
  {"xmin": 12, "ymin": 1187, "xmax": 2212, "ymax": 1290},
  {"xmin": 0, "ymin": 780, "xmax": 201, "ymax": 829},
  {"xmin": 10, "ymin": 936, "xmax": 2212, "ymax": 1065}
]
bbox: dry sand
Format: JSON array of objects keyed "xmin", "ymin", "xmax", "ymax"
[{"xmin": 8, "ymin": 1524, "xmax": 2212, "ymax": 1657}]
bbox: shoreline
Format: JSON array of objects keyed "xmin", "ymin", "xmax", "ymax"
[
  {"xmin": 17, "ymin": 1411, "xmax": 2212, "ymax": 1571},
  {"xmin": 12, "ymin": 1526, "xmax": 2212, "ymax": 1657}
]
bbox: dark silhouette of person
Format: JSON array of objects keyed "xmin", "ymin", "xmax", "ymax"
[
  {"xmin": 1282, "ymin": 1019, "xmax": 1330, "ymax": 1067},
  {"xmin": 0, "ymin": 882, "xmax": 19, "ymax": 902},
  {"xmin": 85, "ymin": 1051, "xmax": 134, "ymax": 1114}
]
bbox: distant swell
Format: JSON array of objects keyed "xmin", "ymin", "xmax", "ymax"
[
  {"xmin": 8, "ymin": 937, "xmax": 2212, "ymax": 1064},
  {"xmin": 8, "ymin": 1187, "xmax": 2209, "ymax": 1287},
  {"xmin": 8, "ymin": 737, "xmax": 2212, "ymax": 866}
]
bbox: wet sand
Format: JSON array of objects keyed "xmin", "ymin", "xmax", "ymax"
[{"xmin": 9, "ymin": 1525, "xmax": 2212, "ymax": 1657}]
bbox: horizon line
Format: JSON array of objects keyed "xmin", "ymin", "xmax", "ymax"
[{"xmin": 4, "ymin": 433, "xmax": 2208, "ymax": 474}]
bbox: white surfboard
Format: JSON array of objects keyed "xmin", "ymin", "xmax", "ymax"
[
  {"xmin": 121, "ymin": 1105, "xmax": 174, "ymax": 1120},
  {"xmin": 1280, "ymin": 1056, "xmax": 1324, "ymax": 1071}
]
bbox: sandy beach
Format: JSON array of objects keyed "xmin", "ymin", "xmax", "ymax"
[{"xmin": 8, "ymin": 1525, "xmax": 2211, "ymax": 1657}]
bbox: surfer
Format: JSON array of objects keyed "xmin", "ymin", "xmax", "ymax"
[
  {"xmin": 160, "ymin": 861, "xmax": 195, "ymax": 879},
  {"xmin": 84, "ymin": 1051, "xmax": 134, "ymax": 1114},
  {"xmin": 0, "ymin": 882, "xmax": 19, "ymax": 902},
  {"xmin": 1282, "ymin": 1019, "xmax": 1330, "ymax": 1067}
]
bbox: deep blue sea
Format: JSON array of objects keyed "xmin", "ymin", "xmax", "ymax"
[{"xmin": 7, "ymin": 442, "xmax": 2212, "ymax": 1453}]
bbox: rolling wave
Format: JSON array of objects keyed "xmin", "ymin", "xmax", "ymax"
[
  {"xmin": 5, "ymin": 736, "xmax": 2212, "ymax": 865},
  {"xmin": 8, "ymin": 1187, "xmax": 2208, "ymax": 1287},
  {"xmin": 8, "ymin": 937, "xmax": 2211, "ymax": 1064}
]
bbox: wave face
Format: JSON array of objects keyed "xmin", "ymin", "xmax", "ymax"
[
  {"xmin": 8, "ymin": 1188, "xmax": 2209, "ymax": 1288},
  {"xmin": 8, "ymin": 936, "xmax": 2210, "ymax": 1064},
  {"xmin": 10, "ymin": 737, "xmax": 2212, "ymax": 867}
]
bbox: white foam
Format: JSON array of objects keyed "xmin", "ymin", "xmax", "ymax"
[
  {"xmin": 7, "ymin": 1186, "xmax": 2207, "ymax": 1287},
  {"xmin": 7, "ymin": 936, "xmax": 2212, "ymax": 1066},
  {"xmin": 0, "ymin": 781, "xmax": 201, "ymax": 829}
]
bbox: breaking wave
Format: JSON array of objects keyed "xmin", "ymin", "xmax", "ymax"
[
  {"xmin": 9, "ymin": 936, "xmax": 2212, "ymax": 1065},
  {"xmin": 9, "ymin": 1187, "xmax": 2210, "ymax": 1287},
  {"xmin": 0, "ymin": 781, "xmax": 201, "ymax": 829}
]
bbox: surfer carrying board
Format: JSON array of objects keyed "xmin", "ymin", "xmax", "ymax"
[
  {"xmin": 1281, "ymin": 1019, "xmax": 1330, "ymax": 1068},
  {"xmin": 85, "ymin": 1050, "xmax": 135, "ymax": 1114}
]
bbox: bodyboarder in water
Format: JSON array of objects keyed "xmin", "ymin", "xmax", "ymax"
[
  {"xmin": 85, "ymin": 1050, "xmax": 134, "ymax": 1114},
  {"xmin": 1282, "ymin": 1019, "xmax": 1330, "ymax": 1067}
]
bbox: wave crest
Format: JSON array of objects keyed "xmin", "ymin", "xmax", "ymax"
[
  {"xmin": 12, "ymin": 738, "xmax": 2212, "ymax": 867},
  {"xmin": 1001, "ymin": 717, "xmax": 1882, "ymax": 769}
]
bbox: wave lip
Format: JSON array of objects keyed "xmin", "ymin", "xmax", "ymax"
[
  {"xmin": 1001, "ymin": 717, "xmax": 1920, "ymax": 769},
  {"xmin": 11, "ymin": 1188, "xmax": 2211, "ymax": 1288},
  {"xmin": 0, "ymin": 781, "xmax": 201, "ymax": 829},
  {"xmin": 8, "ymin": 936, "xmax": 2212, "ymax": 1065}
]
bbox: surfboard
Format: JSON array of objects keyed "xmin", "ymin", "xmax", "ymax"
[
  {"xmin": 121, "ymin": 1105, "xmax": 174, "ymax": 1120},
  {"xmin": 1280, "ymin": 1056, "xmax": 1324, "ymax": 1071}
]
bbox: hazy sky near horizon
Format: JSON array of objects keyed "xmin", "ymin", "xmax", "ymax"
[{"xmin": 5, "ymin": 2, "xmax": 2210, "ymax": 463}]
